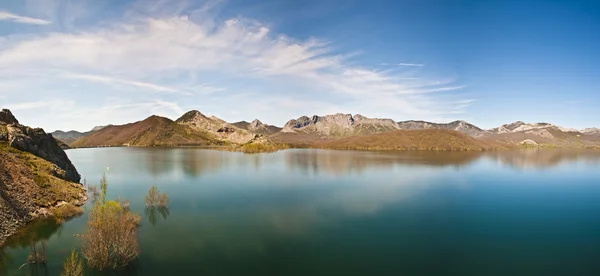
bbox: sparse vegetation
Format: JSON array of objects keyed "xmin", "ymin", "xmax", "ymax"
[
  {"xmin": 19, "ymin": 242, "xmax": 47, "ymax": 270},
  {"xmin": 88, "ymin": 185, "xmax": 101, "ymax": 202},
  {"xmin": 53, "ymin": 203, "xmax": 84, "ymax": 223},
  {"xmin": 226, "ymin": 139, "xmax": 290, "ymax": 154},
  {"xmin": 314, "ymin": 129, "xmax": 502, "ymax": 151},
  {"xmin": 80, "ymin": 174, "xmax": 140, "ymax": 270},
  {"xmin": 1, "ymin": 141, "xmax": 86, "ymax": 246},
  {"xmin": 61, "ymin": 249, "xmax": 84, "ymax": 276},
  {"xmin": 237, "ymin": 142, "xmax": 290, "ymax": 153},
  {"xmin": 145, "ymin": 186, "xmax": 169, "ymax": 207}
]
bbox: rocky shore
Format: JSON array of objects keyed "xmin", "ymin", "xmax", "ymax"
[{"xmin": 0, "ymin": 109, "xmax": 86, "ymax": 246}]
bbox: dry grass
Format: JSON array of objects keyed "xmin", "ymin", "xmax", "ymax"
[
  {"xmin": 236, "ymin": 142, "xmax": 290, "ymax": 153},
  {"xmin": 314, "ymin": 129, "xmax": 502, "ymax": 151},
  {"xmin": 53, "ymin": 203, "xmax": 84, "ymax": 223}
]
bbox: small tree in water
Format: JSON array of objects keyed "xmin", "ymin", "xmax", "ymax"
[
  {"xmin": 61, "ymin": 249, "xmax": 84, "ymax": 276},
  {"xmin": 145, "ymin": 186, "xmax": 169, "ymax": 207},
  {"xmin": 81, "ymin": 174, "xmax": 141, "ymax": 270}
]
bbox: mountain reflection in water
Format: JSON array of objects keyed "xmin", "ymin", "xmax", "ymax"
[
  {"xmin": 1, "ymin": 148, "xmax": 599, "ymax": 275},
  {"xmin": 82, "ymin": 148, "xmax": 600, "ymax": 179}
]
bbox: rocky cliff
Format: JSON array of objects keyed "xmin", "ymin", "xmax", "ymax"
[
  {"xmin": 0, "ymin": 109, "xmax": 85, "ymax": 245},
  {"xmin": 1, "ymin": 110, "xmax": 80, "ymax": 183},
  {"xmin": 282, "ymin": 113, "xmax": 400, "ymax": 137}
]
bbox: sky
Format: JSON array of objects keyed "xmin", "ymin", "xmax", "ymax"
[{"xmin": 0, "ymin": 0, "xmax": 598, "ymax": 132}]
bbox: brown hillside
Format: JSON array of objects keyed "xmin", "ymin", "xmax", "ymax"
[
  {"xmin": 482, "ymin": 127, "xmax": 600, "ymax": 148},
  {"xmin": 314, "ymin": 129, "xmax": 502, "ymax": 151},
  {"xmin": 71, "ymin": 115, "xmax": 222, "ymax": 147}
]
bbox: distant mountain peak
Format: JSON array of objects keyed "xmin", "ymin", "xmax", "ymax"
[
  {"xmin": 250, "ymin": 119, "xmax": 263, "ymax": 129},
  {"xmin": 397, "ymin": 120, "xmax": 488, "ymax": 137},
  {"xmin": 282, "ymin": 113, "xmax": 399, "ymax": 136},
  {"xmin": 582, "ymin": 128, "xmax": 600, "ymax": 135},
  {"xmin": 490, "ymin": 121, "xmax": 579, "ymax": 134},
  {"xmin": 176, "ymin": 110, "xmax": 208, "ymax": 123}
]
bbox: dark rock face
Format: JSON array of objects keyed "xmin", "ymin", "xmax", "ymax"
[
  {"xmin": 0, "ymin": 109, "xmax": 19, "ymax": 125},
  {"xmin": 284, "ymin": 116, "xmax": 316, "ymax": 129},
  {"xmin": 7, "ymin": 125, "xmax": 81, "ymax": 183}
]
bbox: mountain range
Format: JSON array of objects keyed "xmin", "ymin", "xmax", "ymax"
[{"xmin": 49, "ymin": 111, "xmax": 600, "ymax": 151}]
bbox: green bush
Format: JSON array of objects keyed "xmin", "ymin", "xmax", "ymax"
[{"xmin": 80, "ymin": 174, "xmax": 141, "ymax": 270}]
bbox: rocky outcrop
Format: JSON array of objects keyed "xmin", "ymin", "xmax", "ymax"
[
  {"xmin": 7, "ymin": 125, "xmax": 80, "ymax": 182},
  {"xmin": 0, "ymin": 109, "xmax": 19, "ymax": 125},
  {"xmin": 1, "ymin": 109, "xmax": 85, "ymax": 245},
  {"xmin": 282, "ymin": 116, "xmax": 317, "ymax": 131},
  {"xmin": 282, "ymin": 113, "xmax": 400, "ymax": 137},
  {"xmin": 489, "ymin": 121, "xmax": 579, "ymax": 134},
  {"xmin": 0, "ymin": 109, "xmax": 80, "ymax": 183}
]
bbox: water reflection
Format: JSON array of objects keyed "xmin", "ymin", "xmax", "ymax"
[
  {"xmin": 4, "ymin": 147, "xmax": 598, "ymax": 275},
  {"xmin": 74, "ymin": 148, "xmax": 600, "ymax": 181},
  {"xmin": 284, "ymin": 149, "xmax": 482, "ymax": 175},
  {"xmin": 145, "ymin": 207, "xmax": 170, "ymax": 226},
  {"xmin": 0, "ymin": 219, "xmax": 61, "ymax": 275},
  {"xmin": 486, "ymin": 149, "xmax": 600, "ymax": 169},
  {"xmin": 284, "ymin": 149, "xmax": 600, "ymax": 175}
]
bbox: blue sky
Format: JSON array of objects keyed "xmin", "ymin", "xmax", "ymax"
[{"xmin": 0, "ymin": 0, "xmax": 598, "ymax": 132}]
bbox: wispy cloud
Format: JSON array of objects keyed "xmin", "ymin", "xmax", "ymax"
[
  {"xmin": 4, "ymin": 99, "xmax": 75, "ymax": 112},
  {"xmin": 0, "ymin": 11, "xmax": 51, "ymax": 25},
  {"xmin": 398, "ymin": 63, "xmax": 424, "ymax": 67},
  {"xmin": 62, "ymin": 73, "xmax": 190, "ymax": 95},
  {"xmin": 0, "ymin": 0, "xmax": 470, "ymax": 130}
]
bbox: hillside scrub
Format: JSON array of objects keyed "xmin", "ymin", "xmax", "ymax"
[
  {"xmin": 230, "ymin": 140, "xmax": 290, "ymax": 154},
  {"xmin": 80, "ymin": 174, "xmax": 140, "ymax": 270},
  {"xmin": 314, "ymin": 129, "xmax": 502, "ymax": 151}
]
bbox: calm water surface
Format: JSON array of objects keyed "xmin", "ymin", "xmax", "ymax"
[{"xmin": 2, "ymin": 148, "xmax": 600, "ymax": 275}]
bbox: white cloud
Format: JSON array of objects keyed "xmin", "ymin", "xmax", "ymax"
[
  {"xmin": 4, "ymin": 99, "xmax": 72, "ymax": 111},
  {"xmin": 62, "ymin": 73, "xmax": 190, "ymax": 95},
  {"xmin": 398, "ymin": 63, "xmax": 424, "ymax": 67},
  {"xmin": 0, "ymin": 1, "xmax": 471, "ymax": 130},
  {"xmin": 0, "ymin": 10, "xmax": 51, "ymax": 25}
]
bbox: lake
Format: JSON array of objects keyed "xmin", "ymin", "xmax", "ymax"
[{"xmin": 2, "ymin": 148, "xmax": 600, "ymax": 275}]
